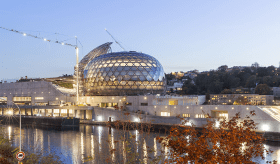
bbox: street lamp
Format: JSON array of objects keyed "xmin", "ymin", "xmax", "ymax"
[{"xmin": 0, "ymin": 98, "xmax": 22, "ymax": 152}]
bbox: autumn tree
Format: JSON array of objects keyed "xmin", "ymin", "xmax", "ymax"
[{"xmin": 157, "ymin": 111, "xmax": 276, "ymax": 164}]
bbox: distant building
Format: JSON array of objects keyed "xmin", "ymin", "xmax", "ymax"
[
  {"xmin": 171, "ymin": 71, "xmax": 185, "ymax": 79},
  {"xmin": 210, "ymin": 94, "xmax": 274, "ymax": 105},
  {"xmin": 272, "ymin": 87, "xmax": 280, "ymax": 97},
  {"xmin": 167, "ymin": 82, "xmax": 184, "ymax": 93},
  {"xmin": 231, "ymin": 88, "xmax": 254, "ymax": 94},
  {"xmin": 183, "ymin": 72, "xmax": 197, "ymax": 80}
]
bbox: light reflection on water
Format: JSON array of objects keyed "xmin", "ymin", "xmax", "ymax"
[{"xmin": 2, "ymin": 125, "xmax": 280, "ymax": 164}]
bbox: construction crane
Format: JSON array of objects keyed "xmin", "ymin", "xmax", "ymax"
[
  {"xmin": 0, "ymin": 26, "xmax": 80, "ymax": 104},
  {"xmin": 105, "ymin": 28, "xmax": 126, "ymax": 51}
]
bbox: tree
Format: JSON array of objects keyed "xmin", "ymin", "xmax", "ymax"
[
  {"xmin": 180, "ymin": 77, "xmax": 197, "ymax": 95},
  {"xmin": 255, "ymin": 84, "xmax": 271, "ymax": 95},
  {"xmin": 245, "ymin": 75, "xmax": 257, "ymax": 88},
  {"xmin": 157, "ymin": 111, "xmax": 276, "ymax": 164},
  {"xmin": 251, "ymin": 62, "xmax": 260, "ymax": 68},
  {"xmin": 220, "ymin": 89, "xmax": 232, "ymax": 94},
  {"xmin": 218, "ymin": 65, "xmax": 228, "ymax": 72}
]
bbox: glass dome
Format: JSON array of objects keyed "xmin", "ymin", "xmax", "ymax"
[{"xmin": 83, "ymin": 51, "xmax": 165, "ymax": 95}]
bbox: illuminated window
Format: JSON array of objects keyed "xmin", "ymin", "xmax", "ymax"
[
  {"xmin": 161, "ymin": 112, "xmax": 170, "ymax": 116},
  {"xmin": 69, "ymin": 109, "xmax": 73, "ymax": 113},
  {"xmin": 54, "ymin": 109, "xmax": 59, "ymax": 113},
  {"xmin": 61, "ymin": 109, "xmax": 67, "ymax": 113},
  {"xmin": 182, "ymin": 114, "xmax": 190, "ymax": 118},
  {"xmin": 35, "ymin": 97, "xmax": 44, "ymax": 100},
  {"xmin": 169, "ymin": 100, "xmax": 178, "ymax": 105},
  {"xmin": 125, "ymin": 102, "xmax": 132, "ymax": 106},
  {"xmin": 13, "ymin": 97, "xmax": 31, "ymax": 102},
  {"xmin": 219, "ymin": 113, "xmax": 228, "ymax": 119},
  {"xmin": 0, "ymin": 97, "xmax": 7, "ymax": 101},
  {"xmin": 195, "ymin": 114, "xmax": 207, "ymax": 118}
]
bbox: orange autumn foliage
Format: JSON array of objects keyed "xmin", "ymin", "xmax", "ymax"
[{"xmin": 157, "ymin": 111, "xmax": 276, "ymax": 164}]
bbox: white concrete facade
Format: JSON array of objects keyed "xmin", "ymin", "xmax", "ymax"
[
  {"xmin": 1, "ymin": 81, "xmax": 280, "ymax": 132},
  {"xmin": 0, "ymin": 81, "xmax": 75, "ymax": 105}
]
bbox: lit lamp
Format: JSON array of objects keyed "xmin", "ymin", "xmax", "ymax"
[
  {"xmin": 0, "ymin": 98, "xmax": 22, "ymax": 152},
  {"xmin": 7, "ymin": 110, "xmax": 13, "ymax": 115}
]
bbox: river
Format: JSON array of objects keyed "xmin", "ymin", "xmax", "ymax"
[{"xmin": 1, "ymin": 124, "xmax": 280, "ymax": 164}]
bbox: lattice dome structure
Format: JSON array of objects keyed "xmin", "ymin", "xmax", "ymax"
[
  {"xmin": 83, "ymin": 51, "xmax": 165, "ymax": 95},
  {"xmin": 76, "ymin": 42, "xmax": 112, "ymax": 94}
]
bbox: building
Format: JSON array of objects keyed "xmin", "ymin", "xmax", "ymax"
[
  {"xmin": 210, "ymin": 94, "xmax": 274, "ymax": 105},
  {"xmin": 83, "ymin": 51, "xmax": 165, "ymax": 96},
  {"xmin": 272, "ymin": 87, "xmax": 280, "ymax": 97},
  {"xmin": 1, "ymin": 42, "xmax": 280, "ymax": 132},
  {"xmin": 166, "ymin": 82, "xmax": 184, "ymax": 93}
]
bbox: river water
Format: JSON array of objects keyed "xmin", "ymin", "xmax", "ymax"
[{"xmin": 1, "ymin": 124, "xmax": 280, "ymax": 164}]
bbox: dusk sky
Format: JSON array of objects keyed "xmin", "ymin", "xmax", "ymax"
[{"xmin": 1, "ymin": 0, "xmax": 280, "ymax": 80}]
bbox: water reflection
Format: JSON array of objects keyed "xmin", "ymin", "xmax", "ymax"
[
  {"xmin": 143, "ymin": 139, "xmax": 147, "ymax": 164},
  {"xmin": 2, "ymin": 124, "xmax": 280, "ymax": 164},
  {"xmin": 154, "ymin": 138, "xmax": 157, "ymax": 157}
]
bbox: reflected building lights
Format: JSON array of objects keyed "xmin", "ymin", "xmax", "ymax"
[
  {"xmin": 91, "ymin": 134, "xmax": 94, "ymax": 162},
  {"xmin": 164, "ymin": 146, "xmax": 168, "ymax": 159},
  {"xmin": 123, "ymin": 141, "xmax": 126, "ymax": 163},
  {"xmin": 8, "ymin": 126, "xmax": 11, "ymax": 140},
  {"xmin": 81, "ymin": 132, "xmax": 84, "ymax": 163},
  {"xmin": 110, "ymin": 130, "xmax": 115, "ymax": 163},
  {"xmin": 154, "ymin": 138, "xmax": 157, "ymax": 157},
  {"xmin": 276, "ymin": 149, "xmax": 280, "ymax": 162},
  {"xmin": 135, "ymin": 130, "xmax": 139, "ymax": 152},
  {"xmin": 48, "ymin": 134, "xmax": 50, "ymax": 153},
  {"xmin": 143, "ymin": 139, "xmax": 147, "ymax": 164},
  {"xmin": 98, "ymin": 126, "xmax": 102, "ymax": 152}
]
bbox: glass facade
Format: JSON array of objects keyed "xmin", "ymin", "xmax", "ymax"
[{"xmin": 83, "ymin": 51, "xmax": 165, "ymax": 95}]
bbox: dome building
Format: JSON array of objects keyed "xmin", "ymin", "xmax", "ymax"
[{"xmin": 82, "ymin": 51, "xmax": 165, "ymax": 96}]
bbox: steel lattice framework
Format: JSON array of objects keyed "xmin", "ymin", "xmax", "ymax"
[
  {"xmin": 76, "ymin": 42, "xmax": 113, "ymax": 94},
  {"xmin": 83, "ymin": 51, "xmax": 165, "ymax": 96}
]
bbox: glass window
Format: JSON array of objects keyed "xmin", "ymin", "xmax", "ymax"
[
  {"xmin": 141, "ymin": 103, "xmax": 148, "ymax": 106},
  {"xmin": 182, "ymin": 114, "xmax": 190, "ymax": 118},
  {"xmin": 161, "ymin": 112, "xmax": 170, "ymax": 116},
  {"xmin": 169, "ymin": 100, "xmax": 178, "ymax": 105}
]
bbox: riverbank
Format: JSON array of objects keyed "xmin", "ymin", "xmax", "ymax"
[{"xmin": 80, "ymin": 119, "xmax": 280, "ymax": 142}]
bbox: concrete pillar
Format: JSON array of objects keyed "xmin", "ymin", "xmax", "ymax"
[
  {"xmin": 67, "ymin": 109, "xmax": 69, "ymax": 117},
  {"xmin": 31, "ymin": 108, "xmax": 33, "ymax": 116},
  {"xmin": 52, "ymin": 109, "xmax": 54, "ymax": 116},
  {"xmin": 84, "ymin": 110, "xmax": 86, "ymax": 120},
  {"xmin": 59, "ymin": 109, "xmax": 61, "ymax": 117}
]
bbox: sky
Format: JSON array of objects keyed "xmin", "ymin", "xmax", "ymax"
[{"xmin": 1, "ymin": 0, "xmax": 280, "ymax": 80}]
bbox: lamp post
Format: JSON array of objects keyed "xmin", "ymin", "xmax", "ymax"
[{"xmin": 0, "ymin": 98, "xmax": 22, "ymax": 152}]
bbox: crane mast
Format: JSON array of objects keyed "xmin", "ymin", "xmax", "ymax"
[
  {"xmin": 0, "ymin": 26, "xmax": 80, "ymax": 104},
  {"xmin": 105, "ymin": 28, "xmax": 126, "ymax": 51}
]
